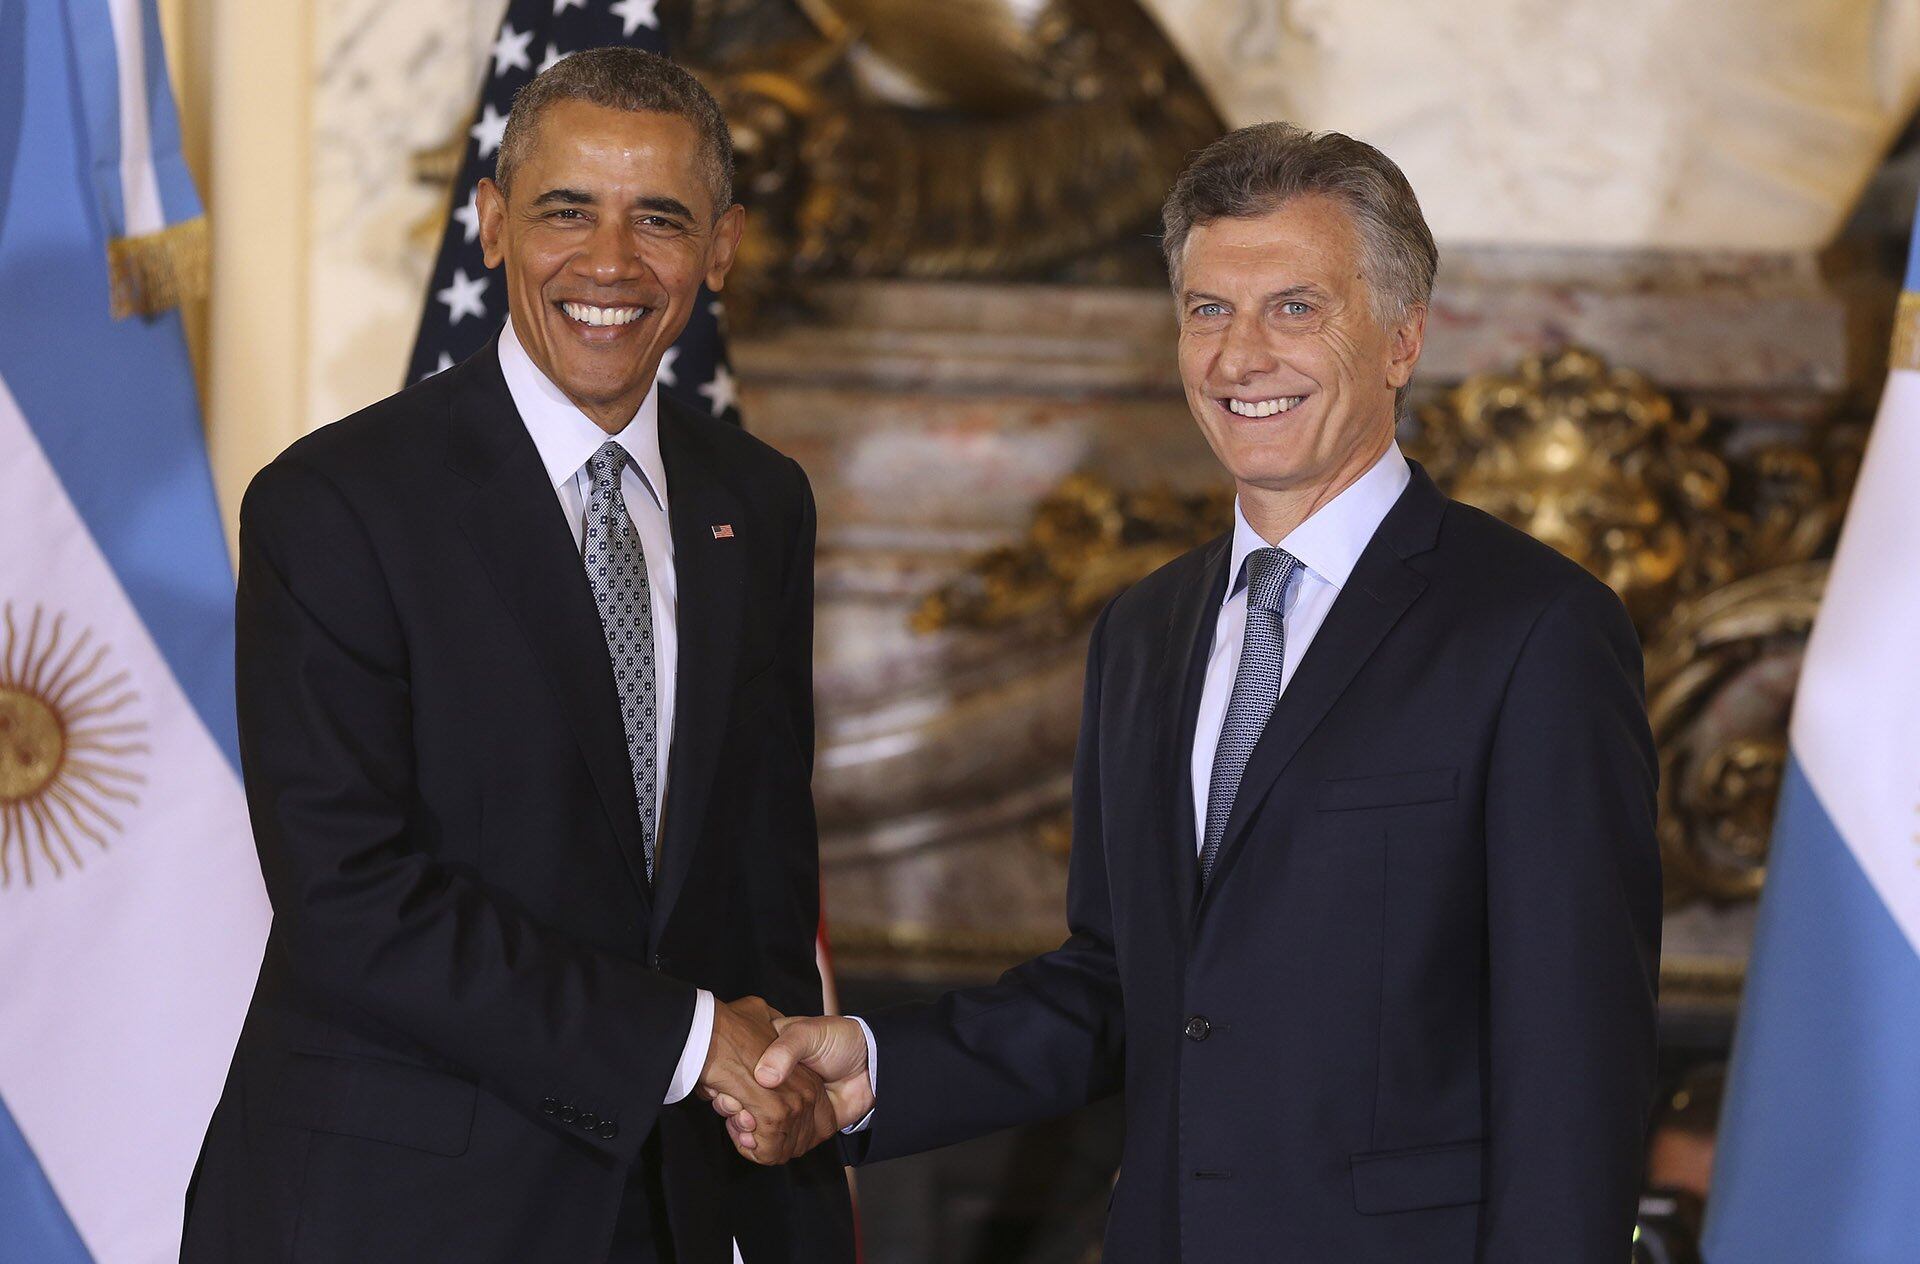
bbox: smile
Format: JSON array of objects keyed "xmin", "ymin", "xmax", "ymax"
[
  {"xmin": 1222, "ymin": 395, "xmax": 1306, "ymax": 418},
  {"xmin": 559, "ymin": 301, "xmax": 649, "ymax": 327}
]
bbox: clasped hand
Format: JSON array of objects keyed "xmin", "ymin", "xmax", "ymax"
[{"xmin": 698, "ymin": 1000, "xmax": 873, "ymax": 1165}]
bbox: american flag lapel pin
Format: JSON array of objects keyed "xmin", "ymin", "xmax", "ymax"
[{"xmin": 710, "ymin": 524, "xmax": 735, "ymax": 540}]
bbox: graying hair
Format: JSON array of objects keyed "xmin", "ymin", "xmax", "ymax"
[
  {"xmin": 496, "ymin": 46, "xmax": 734, "ymax": 214},
  {"xmin": 1161, "ymin": 123, "xmax": 1438, "ymax": 327}
]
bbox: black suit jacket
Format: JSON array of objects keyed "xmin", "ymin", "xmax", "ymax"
[
  {"xmin": 182, "ymin": 343, "xmax": 854, "ymax": 1263},
  {"xmin": 853, "ymin": 466, "xmax": 1661, "ymax": 1262}
]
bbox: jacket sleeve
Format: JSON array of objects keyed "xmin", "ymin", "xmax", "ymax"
[
  {"xmin": 1478, "ymin": 574, "xmax": 1662, "ymax": 1261},
  {"xmin": 852, "ymin": 601, "xmax": 1127, "ymax": 1162},
  {"xmin": 235, "ymin": 455, "xmax": 695, "ymax": 1166},
  {"xmin": 762, "ymin": 457, "xmax": 826, "ymax": 1016}
]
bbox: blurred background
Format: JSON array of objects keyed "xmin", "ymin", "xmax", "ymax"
[{"xmin": 10, "ymin": 0, "xmax": 1920, "ymax": 1260}]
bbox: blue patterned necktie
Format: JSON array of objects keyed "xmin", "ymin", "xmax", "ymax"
[
  {"xmin": 582, "ymin": 440, "xmax": 659, "ymax": 880},
  {"xmin": 1199, "ymin": 546, "xmax": 1301, "ymax": 888}
]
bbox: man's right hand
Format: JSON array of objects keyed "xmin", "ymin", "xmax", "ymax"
[
  {"xmin": 695, "ymin": 997, "xmax": 835, "ymax": 1164},
  {"xmin": 714, "ymin": 1015, "xmax": 873, "ymax": 1157}
]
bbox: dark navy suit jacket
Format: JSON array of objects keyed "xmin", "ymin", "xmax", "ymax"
[
  {"xmin": 853, "ymin": 465, "xmax": 1661, "ymax": 1263},
  {"xmin": 183, "ymin": 344, "xmax": 854, "ymax": 1264}
]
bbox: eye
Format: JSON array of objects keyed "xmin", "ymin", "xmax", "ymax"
[
  {"xmin": 1191, "ymin": 302, "xmax": 1227, "ymax": 319},
  {"xmin": 547, "ymin": 208, "xmax": 586, "ymax": 221},
  {"xmin": 1279, "ymin": 300, "xmax": 1311, "ymax": 316}
]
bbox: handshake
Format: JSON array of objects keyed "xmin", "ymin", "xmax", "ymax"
[{"xmin": 694, "ymin": 998, "xmax": 874, "ymax": 1164}]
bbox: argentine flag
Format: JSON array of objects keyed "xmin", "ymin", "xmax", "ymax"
[
  {"xmin": 1702, "ymin": 195, "xmax": 1920, "ymax": 1259},
  {"xmin": 0, "ymin": 1, "xmax": 268, "ymax": 1261}
]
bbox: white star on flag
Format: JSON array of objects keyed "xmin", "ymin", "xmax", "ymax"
[
  {"xmin": 657, "ymin": 346, "xmax": 679, "ymax": 387},
  {"xmin": 553, "ymin": 0, "xmax": 585, "ymax": 12},
  {"xmin": 433, "ymin": 353, "xmax": 455, "ymax": 375},
  {"xmin": 452, "ymin": 188, "xmax": 481, "ymax": 243},
  {"xmin": 436, "ymin": 269, "xmax": 491, "ymax": 325},
  {"xmin": 538, "ymin": 42, "xmax": 569, "ymax": 75},
  {"xmin": 610, "ymin": 0, "xmax": 660, "ymax": 37},
  {"xmin": 696, "ymin": 363, "xmax": 736, "ymax": 417},
  {"xmin": 470, "ymin": 103, "xmax": 509, "ymax": 158},
  {"xmin": 491, "ymin": 23, "xmax": 534, "ymax": 76}
]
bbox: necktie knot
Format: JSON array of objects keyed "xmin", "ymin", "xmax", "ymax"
[
  {"xmin": 1245, "ymin": 547, "xmax": 1300, "ymax": 614},
  {"xmin": 588, "ymin": 440, "xmax": 629, "ymax": 491}
]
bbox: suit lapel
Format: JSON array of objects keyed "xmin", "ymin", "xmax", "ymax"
[
  {"xmin": 1197, "ymin": 466, "xmax": 1446, "ymax": 909},
  {"xmin": 446, "ymin": 343, "xmax": 653, "ymax": 906},
  {"xmin": 1152, "ymin": 537, "xmax": 1230, "ymax": 935},
  {"xmin": 649, "ymin": 395, "xmax": 749, "ymax": 941}
]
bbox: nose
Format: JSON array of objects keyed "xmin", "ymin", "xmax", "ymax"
[
  {"xmin": 573, "ymin": 216, "xmax": 646, "ymax": 289},
  {"xmin": 1214, "ymin": 312, "xmax": 1277, "ymax": 385}
]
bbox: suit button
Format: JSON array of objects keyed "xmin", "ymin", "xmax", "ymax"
[
  {"xmin": 579, "ymin": 1112, "xmax": 599, "ymax": 1130},
  {"xmin": 598, "ymin": 1120, "xmax": 618, "ymax": 1141},
  {"xmin": 558, "ymin": 1105, "xmax": 577, "ymax": 1124},
  {"xmin": 540, "ymin": 1097, "xmax": 559, "ymax": 1115},
  {"xmin": 1184, "ymin": 1015, "xmax": 1212, "ymax": 1042}
]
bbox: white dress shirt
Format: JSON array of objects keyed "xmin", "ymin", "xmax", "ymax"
[
  {"xmin": 847, "ymin": 442, "xmax": 1412, "ymax": 1133},
  {"xmin": 497, "ymin": 318, "xmax": 716, "ymax": 1108},
  {"xmin": 1189, "ymin": 443, "xmax": 1411, "ymax": 849}
]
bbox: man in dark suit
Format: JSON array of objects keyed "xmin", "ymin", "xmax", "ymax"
[
  {"xmin": 183, "ymin": 49, "xmax": 851, "ymax": 1263},
  {"xmin": 734, "ymin": 124, "xmax": 1662, "ymax": 1261}
]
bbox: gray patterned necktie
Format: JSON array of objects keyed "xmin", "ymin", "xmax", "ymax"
[
  {"xmin": 582, "ymin": 440, "xmax": 659, "ymax": 880},
  {"xmin": 1199, "ymin": 546, "xmax": 1301, "ymax": 888}
]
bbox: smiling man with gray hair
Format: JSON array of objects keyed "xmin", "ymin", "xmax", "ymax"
[{"xmin": 738, "ymin": 123, "xmax": 1663, "ymax": 1263}]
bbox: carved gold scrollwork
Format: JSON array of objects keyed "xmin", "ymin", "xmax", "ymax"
[
  {"xmin": 1411, "ymin": 349, "xmax": 1849, "ymax": 628},
  {"xmin": 1643, "ymin": 562, "xmax": 1825, "ymax": 905},
  {"xmin": 911, "ymin": 475, "xmax": 1230, "ymax": 635},
  {"xmin": 688, "ymin": 0, "xmax": 1223, "ymax": 313}
]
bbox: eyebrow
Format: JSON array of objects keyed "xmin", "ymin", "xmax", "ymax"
[
  {"xmin": 1181, "ymin": 283, "xmax": 1330, "ymax": 307},
  {"xmin": 528, "ymin": 189, "xmax": 697, "ymax": 221}
]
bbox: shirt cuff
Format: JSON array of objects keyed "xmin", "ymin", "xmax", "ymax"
[
  {"xmin": 842, "ymin": 1015, "xmax": 878, "ymax": 1134},
  {"xmin": 665, "ymin": 989, "xmax": 716, "ymax": 1105}
]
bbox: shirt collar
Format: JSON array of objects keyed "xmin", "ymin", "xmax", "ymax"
[
  {"xmin": 1226, "ymin": 442, "xmax": 1412, "ymax": 604},
  {"xmin": 497, "ymin": 315, "xmax": 668, "ymax": 515}
]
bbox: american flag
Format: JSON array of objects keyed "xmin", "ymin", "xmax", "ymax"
[{"xmin": 405, "ymin": 0, "xmax": 740, "ymax": 428}]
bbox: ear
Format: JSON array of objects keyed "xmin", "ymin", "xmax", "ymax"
[
  {"xmin": 1385, "ymin": 302, "xmax": 1427, "ymax": 391},
  {"xmin": 702, "ymin": 204, "xmax": 747, "ymax": 293},
  {"xmin": 477, "ymin": 178, "xmax": 508, "ymax": 270}
]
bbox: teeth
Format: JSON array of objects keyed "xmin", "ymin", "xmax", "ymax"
[
  {"xmin": 1225, "ymin": 396, "xmax": 1304, "ymax": 418},
  {"xmin": 562, "ymin": 302, "xmax": 645, "ymax": 327}
]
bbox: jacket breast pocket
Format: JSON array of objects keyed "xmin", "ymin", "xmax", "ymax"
[
  {"xmin": 267, "ymin": 1049, "xmax": 477, "ymax": 1157},
  {"xmin": 1350, "ymin": 1138, "xmax": 1485, "ymax": 1214},
  {"xmin": 1317, "ymin": 768, "xmax": 1458, "ymax": 812}
]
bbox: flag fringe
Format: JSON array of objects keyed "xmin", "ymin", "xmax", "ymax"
[
  {"xmin": 1895, "ymin": 292, "xmax": 1920, "ymax": 373},
  {"xmin": 107, "ymin": 216, "xmax": 209, "ymax": 319}
]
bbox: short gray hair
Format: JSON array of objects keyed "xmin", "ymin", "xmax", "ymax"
[
  {"xmin": 1161, "ymin": 123, "xmax": 1438, "ymax": 326},
  {"xmin": 496, "ymin": 46, "xmax": 734, "ymax": 214}
]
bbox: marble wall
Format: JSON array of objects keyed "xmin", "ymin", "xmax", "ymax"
[
  {"xmin": 1142, "ymin": 0, "xmax": 1920, "ymax": 251},
  {"xmin": 308, "ymin": 0, "xmax": 507, "ymax": 427}
]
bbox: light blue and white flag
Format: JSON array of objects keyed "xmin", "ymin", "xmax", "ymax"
[
  {"xmin": 1702, "ymin": 195, "xmax": 1920, "ymax": 1261},
  {"xmin": 0, "ymin": 2, "xmax": 268, "ymax": 1261}
]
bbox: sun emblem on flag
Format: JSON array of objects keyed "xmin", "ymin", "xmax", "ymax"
[{"xmin": 0, "ymin": 604, "xmax": 148, "ymax": 889}]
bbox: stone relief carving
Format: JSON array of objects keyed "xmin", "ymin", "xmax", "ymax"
[{"xmin": 683, "ymin": 0, "xmax": 1225, "ymax": 311}]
